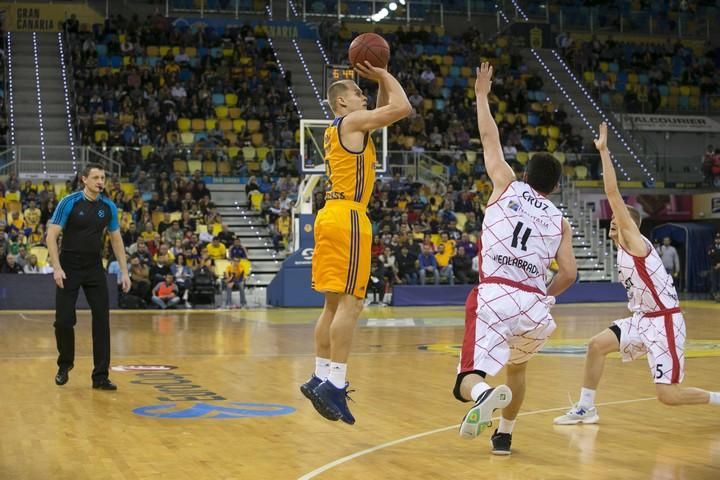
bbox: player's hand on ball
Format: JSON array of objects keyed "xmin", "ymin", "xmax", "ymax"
[
  {"xmin": 475, "ymin": 62, "xmax": 494, "ymax": 97},
  {"xmin": 354, "ymin": 60, "xmax": 386, "ymax": 82},
  {"xmin": 54, "ymin": 268, "xmax": 66, "ymax": 289},
  {"xmin": 594, "ymin": 122, "xmax": 608, "ymax": 151},
  {"xmin": 121, "ymin": 273, "xmax": 131, "ymax": 293}
]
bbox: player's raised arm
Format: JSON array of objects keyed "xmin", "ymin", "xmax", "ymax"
[
  {"xmin": 595, "ymin": 122, "xmax": 646, "ymax": 255},
  {"xmin": 343, "ymin": 61, "xmax": 411, "ymax": 133},
  {"xmin": 547, "ymin": 218, "xmax": 578, "ymax": 297},
  {"xmin": 475, "ymin": 62, "xmax": 515, "ymax": 192}
]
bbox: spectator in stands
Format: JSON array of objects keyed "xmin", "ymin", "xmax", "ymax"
[
  {"xmin": 217, "ymin": 224, "xmax": 235, "ymax": 247},
  {"xmin": 275, "ymin": 210, "xmax": 291, "ymax": 249},
  {"xmin": 703, "ymin": 145, "xmax": 715, "ymax": 185},
  {"xmin": 14, "ymin": 245, "xmax": 29, "ymax": 269},
  {"xmin": 658, "ymin": 237, "xmax": 680, "ymax": 279},
  {"xmin": 379, "ymin": 246, "xmax": 401, "ymax": 287},
  {"xmin": 129, "ymin": 256, "xmax": 151, "ymax": 300},
  {"xmin": 453, "ymin": 246, "xmax": 474, "ymax": 284},
  {"xmin": 1, "ymin": 254, "xmax": 22, "ymax": 273},
  {"xmin": 223, "ymin": 256, "xmax": 248, "ymax": 309},
  {"xmin": 163, "ymin": 220, "xmax": 184, "ymax": 244},
  {"xmin": 207, "ymin": 236, "xmax": 227, "ymax": 260},
  {"xmin": 150, "ymin": 255, "xmax": 172, "ymax": 286},
  {"xmin": 151, "ymin": 274, "xmax": 181, "ymax": 310},
  {"xmin": 397, "ymin": 245, "xmax": 419, "ymax": 285},
  {"xmin": 709, "ymin": 234, "xmax": 720, "ymax": 302},
  {"xmin": 23, "ymin": 254, "xmax": 41, "ymax": 274},
  {"xmin": 171, "ymin": 254, "xmax": 193, "ymax": 301},
  {"xmin": 367, "ymin": 258, "xmax": 386, "ymax": 306},
  {"xmin": 23, "ymin": 199, "xmax": 41, "ymax": 233},
  {"xmin": 418, "ymin": 244, "xmax": 440, "ymax": 285},
  {"xmin": 229, "ymin": 237, "xmax": 249, "ymax": 259},
  {"xmin": 122, "ymin": 222, "xmax": 139, "ymax": 246},
  {"xmin": 435, "ymin": 243, "xmax": 455, "ymax": 285}
]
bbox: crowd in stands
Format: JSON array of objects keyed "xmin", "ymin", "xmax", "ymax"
[
  {"xmin": 0, "ymin": 168, "xmax": 303, "ymax": 309},
  {"xmin": 703, "ymin": 144, "xmax": 720, "ymax": 187},
  {"xmin": 322, "ymin": 24, "xmax": 593, "ymax": 179},
  {"xmin": 68, "ymin": 14, "xmax": 300, "ymax": 179},
  {"xmin": 559, "ymin": 33, "xmax": 720, "ymax": 113}
]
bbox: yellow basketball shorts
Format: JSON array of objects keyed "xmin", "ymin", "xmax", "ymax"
[{"xmin": 312, "ymin": 200, "xmax": 372, "ymax": 299}]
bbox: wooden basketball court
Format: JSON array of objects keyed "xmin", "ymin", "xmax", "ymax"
[{"xmin": 1, "ymin": 301, "xmax": 719, "ymax": 479}]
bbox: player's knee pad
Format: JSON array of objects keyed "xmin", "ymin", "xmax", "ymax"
[{"xmin": 453, "ymin": 370, "xmax": 486, "ymax": 402}]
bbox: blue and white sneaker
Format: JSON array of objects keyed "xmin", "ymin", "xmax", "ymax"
[
  {"xmin": 553, "ymin": 403, "xmax": 599, "ymax": 425},
  {"xmin": 313, "ymin": 380, "xmax": 356, "ymax": 425},
  {"xmin": 300, "ymin": 374, "xmax": 322, "ymax": 401},
  {"xmin": 459, "ymin": 385, "xmax": 512, "ymax": 439}
]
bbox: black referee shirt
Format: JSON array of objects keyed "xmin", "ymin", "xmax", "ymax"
[{"xmin": 50, "ymin": 191, "xmax": 120, "ymax": 255}]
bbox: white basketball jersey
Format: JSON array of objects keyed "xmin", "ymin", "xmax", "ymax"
[
  {"xmin": 480, "ymin": 181, "xmax": 564, "ymax": 294},
  {"xmin": 617, "ymin": 236, "xmax": 679, "ymax": 314}
]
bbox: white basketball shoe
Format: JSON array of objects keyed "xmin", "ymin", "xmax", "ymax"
[{"xmin": 553, "ymin": 403, "xmax": 600, "ymax": 425}]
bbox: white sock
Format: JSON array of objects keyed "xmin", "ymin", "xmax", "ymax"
[
  {"xmin": 327, "ymin": 362, "xmax": 347, "ymax": 388},
  {"xmin": 709, "ymin": 392, "xmax": 720, "ymax": 405},
  {"xmin": 314, "ymin": 357, "xmax": 330, "ymax": 380},
  {"xmin": 498, "ymin": 417, "xmax": 516, "ymax": 434},
  {"xmin": 579, "ymin": 387, "xmax": 596, "ymax": 408},
  {"xmin": 470, "ymin": 382, "xmax": 491, "ymax": 402}
]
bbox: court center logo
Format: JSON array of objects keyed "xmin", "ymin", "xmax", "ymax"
[
  {"xmin": 133, "ymin": 402, "xmax": 296, "ymax": 419},
  {"xmin": 112, "ymin": 364, "xmax": 177, "ymax": 372}
]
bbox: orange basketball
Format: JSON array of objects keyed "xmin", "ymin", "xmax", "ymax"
[{"xmin": 348, "ymin": 33, "xmax": 390, "ymax": 68}]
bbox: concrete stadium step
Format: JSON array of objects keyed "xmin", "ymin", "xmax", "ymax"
[
  {"xmin": 246, "ymin": 248, "xmax": 285, "ymax": 260},
  {"xmin": 251, "ymin": 259, "xmax": 283, "ymax": 273},
  {"xmin": 230, "ymin": 225, "xmax": 270, "ymax": 236},
  {"xmin": 236, "ymin": 237, "xmax": 274, "ymax": 248},
  {"xmin": 246, "ymin": 273, "xmax": 278, "ymax": 287}
]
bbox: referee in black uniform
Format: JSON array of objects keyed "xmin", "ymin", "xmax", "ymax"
[{"xmin": 46, "ymin": 163, "xmax": 131, "ymax": 390}]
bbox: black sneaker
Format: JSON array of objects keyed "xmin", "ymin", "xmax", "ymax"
[
  {"xmin": 55, "ymin": 366, "xmax": 73, "ymax": 386},
  {"xmin": 92, "ymin": 379, "xmax": 118, "ymax": 390},
  {"xmin": 490, "ymin": 429, "xmax": 512, "ymax": 455}
]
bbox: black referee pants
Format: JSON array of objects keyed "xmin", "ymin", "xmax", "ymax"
[{"xmin": 54, "ymin": 252, "xmax": 110, "ymax": 382}]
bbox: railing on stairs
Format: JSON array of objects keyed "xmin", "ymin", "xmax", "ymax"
[{"xmin": 1, "ymin": 146, "xmax": 123, "ymax": 178}]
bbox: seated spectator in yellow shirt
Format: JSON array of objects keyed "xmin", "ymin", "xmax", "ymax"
[
  {"xmin": 206, "ymin": 236, "xmax": 227, "ymax": 260},
  {"xmin": 434, "ymin": 243, "xmax": 455, "ymax": 285},
  {"xmin": 223, "ymin": 256, "xmax": 248, "ymax": 308},
  {"xmin": 23, "ymin": 199, "xmax": 42, "ymax": 232}
]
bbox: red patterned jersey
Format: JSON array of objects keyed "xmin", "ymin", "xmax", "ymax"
[{"xmin": 479, "ymin": 181, "xmax": 564, "ymax": 295}]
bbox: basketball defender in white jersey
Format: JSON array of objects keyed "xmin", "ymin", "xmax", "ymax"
[
  {"xmin": 454, "ymin": 63, "xmax": 578, "ymax": 454},
  {"xmin": 554, "ymin": 122, "xmax": 720, "ymax": 426}
]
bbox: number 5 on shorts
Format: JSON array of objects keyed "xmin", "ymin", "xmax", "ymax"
[{"xmin": 655, "ymin": 364, "xmax": 663, "ymax": 379}]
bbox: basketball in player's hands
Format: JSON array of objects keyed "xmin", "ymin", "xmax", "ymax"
[{"xmin": 349, "ymin": 33, "xmax": 390, "ymax": 69}]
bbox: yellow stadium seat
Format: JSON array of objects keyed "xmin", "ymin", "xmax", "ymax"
[
  {"xmin": 516, "ymin": 151, "xmax": 529, "ymax": 165},
  {"xmin": 205, "ymin": 118, "xmax": 217, "ymax": 130},
  {"xmin": 689, "ymin": 96, "xmax": 700, "ymax": 109},
  {"xmin": 628, "ymin": 73, "xmax": 638, "ymax": 84},
  {"xmin": 233, "ymin": 119, "xmax": 247, "ymax": 132},
  {"xmin": 217, "ymin": 161, "xmax": 232, "ymax": 176},
  {"xmin": 146, "ymin": 46, "xmax": 159, "ymax": 56},
  {"xmin": 548, "ymin": 125, "xmax": 560, "ymax": 139},
  {"xmin": 152, "ymin": 211, "xmax": 165, "ymax": 228},
  {"xmin": 120, "ymin": 182, "xmax": 135, "ymax": 197},
  {"xmin": 251, "ymin": 132, "xmax": 264, "ymax": 147},
  {"xmin": 439, "ymin": 65, "xmax": 449, "ymax": 76},
  {"xmin": 185, "ymin": 47, "xmax": 197, "ymax": 57},
  {"xmin": 583, "ymin": 71, "xmax": 595, "ymax": 83},
  {"xmin": 159, "ymin": 46, "xmax": 171, "ymax": 56},
  {"xmin": 547, "ymin": 139, "xmax": 557, "ymax": 152},
  {"xmin": 494, "ymin": 112, "xmax": 504, "ymax": 124},
  {"xmin": 442, "ymin": 55, "xmax": 453, "ymax": 66},
  {"xmin": 141, "ymin": 145, "xmax": 154, "ymax": 159},
  {"xmin": 225, "ymin": 93, "xmax": 238, "ymax": 106},
  {"xmin": 222, "ymin": 48, "xmax": 233, "ymax": 57},
  {"xmin": 173, "ymin": 159, "xmax": 188, "ymax": 173},
  {"xmin": 553, "ymin": 151, "xmax": 566, "ymax": 164},
  {"xmin": 203, "ymin": 161, "xmax": 217, "ymax": 175},
  {"xmin": 465, "ymin": 150, "xmax": 477, "ymax": 163},
  {"xmin": 228, "ymin": 107, "xmax": 242, "ymax": 119},
  {"xmin": 679, "ymin": 85, "xmax": 691, "ymax": 96},
  {"xmin": 537, "ymin": 126, "xmax": 548, "ymax": 137},
  {"xmin": 242, "ymin": 146, "xmax": 256, "ymax": 161},
  {"xmin": 187, "ymin": 160, "xmax": 202, "ymax": 173},
  {"xmin": 215, "ymin": 106, "xmax": 229, "ymax": 119},
  {"xmin": 224, "ymin": 131, "xmax": 238, "ymax": 144},
  {"xmin": 563, "ymin": 164, "xmax": 576, "ymax": 177},
  {"xmin": 575, "ymin": 165, "xmax": 588, "ymax": 180},
  {"xmin": 94, "ymin": 130, "xmax": 109, "ymax": 143},
  {"xmin": 180, "ymin": 132, "xmax": 195, "ymax": 144},
  {"xmin": 256, "ymin": 147, "xmax": 270, "ymax": 161},
  {"xmin": 505, "ymin": 113, "xmax": 516, "ymax": 125},
  {"xmin": 191, "ymin": 118, "xmax": 205, "ymax": 131},
  {"xmin": 247, "ymin": 119, "xmax": 261, "ymax": 133},
  {"xmin": 214, "ymin": 259, "xmax": 230, "ymax": 277},
  {"xmin": 178, "ymin": 118, "xmax": 191, "ymax": 132},
  {"xmin": 228, "ymin": 146, "xmax": 240, "ymax": 159},
  {"xmin": 498, "ymin": 101, "xmax": 507, "ymax": 113},
  {"xmin": 219, "ymin": 119, "xmax": 233, "ymax": 131},
  {"xmin": 169, "ymin": 212, "xmax": 182, "ymax": 221},
  {"xmin": 460, "ymin": 66, "xmax": 472, "ymax": 77},
  {"xmin": 599, "ymin": 62, "xmax": 609, "ymax": 72},
  {"xmin": 172, "ymin": 46, "xmax": 181, "ymax": 56}
]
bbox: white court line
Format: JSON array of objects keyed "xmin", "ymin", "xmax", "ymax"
[{"xmin": 298, "ymin": 396, "xmax": 656, "ymax": 480}]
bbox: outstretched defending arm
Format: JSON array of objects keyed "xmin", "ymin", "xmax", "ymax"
[
  {"xmin": 343, "ymin": 61, "xmax": 411, "ymax": 133},
  {"xmin": 595, "ymin": 122, "xmax": 646, "ymax": 256},
  {"xmin": 475, "ymin": 62, "xmax": 515, "ymax": 201}
]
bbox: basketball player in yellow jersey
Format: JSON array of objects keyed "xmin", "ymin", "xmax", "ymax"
[{"xmin": 301, "ymin": 61, "xmax": 411, "ymax": 424}]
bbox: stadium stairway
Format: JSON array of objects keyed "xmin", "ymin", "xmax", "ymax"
[
  {"xmin": 268, "ymin": 35, "xmax": 330, "ymax": 121},
  {"xmin": 207, "ymin": 184, "xmax": 284, "ymax": 288},
  {"xmin": 9, "ymin": 32, "xmax": 75, "ymax": 176},
  {"xmin": 553, "ymin": 184, "xmax": 615, "ymax": 282},
  {"xmin": 527, "ymin": 49, "xmax": 651, "ymax": 183}
]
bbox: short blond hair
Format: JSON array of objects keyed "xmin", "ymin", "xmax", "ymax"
[{"xmin": 327, "ymin": 80, "xmax": 354, "ymax": 114}]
